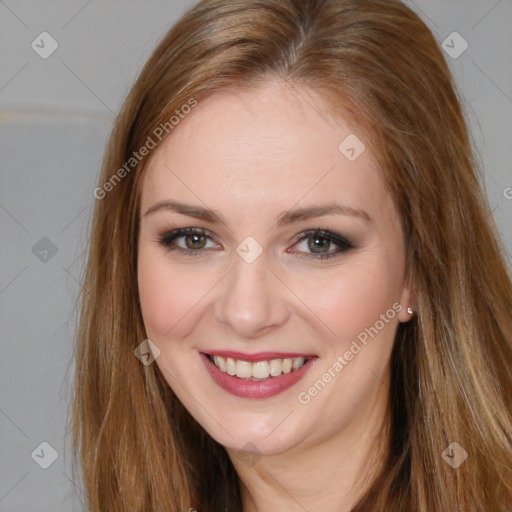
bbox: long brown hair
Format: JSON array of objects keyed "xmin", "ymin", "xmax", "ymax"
[{"xmin": 69, "ymin": 0, "xmax": 512, "ymax": 510}]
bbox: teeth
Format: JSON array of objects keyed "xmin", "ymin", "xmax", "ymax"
[
  {"xmin": 226, "ymin": 357, "xmax": 236, "ymax": 376},
  {"xmin": 292, "ymin": 357, "xmax": 305, "ymax": 370},
  {"xmin": 252, "ymin": 361, "xmax": 270, "ymax": 378},
  {"xmin": 210, "ymin": 355, "xmax": 308, "ymax": 380},
  {"xmin": 213, "ymin": 355, "xmax": 226, "ymax": 372},
  {"xmin": 282, "ymin": 358, "xmax": 293, "ymax": 373},
  {"xmin": 236, "ymin": 360, "xmax": 252, "ymax": 378},
  {"xmin": 269, "ymin": 359, "xmax": 282, "ymax": 377}
]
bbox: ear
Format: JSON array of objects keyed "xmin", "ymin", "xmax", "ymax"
[{"xmin": 397, "ymin": 280, "xmax": 415, "ymax": 323}]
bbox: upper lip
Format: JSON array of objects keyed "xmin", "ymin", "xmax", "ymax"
[{"xmin": 202, "ymin": 350, "xmax": 316, "ymax": 362}]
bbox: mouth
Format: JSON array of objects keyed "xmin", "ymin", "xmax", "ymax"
[
  {"xmin": 200, "ymin": 351, "xmax": 318, "ymax": 399},
  {"xmin": 205, "ymin": 353, "xmax": 311, "ymax": 380}
]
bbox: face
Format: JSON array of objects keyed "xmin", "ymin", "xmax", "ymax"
[{"xmin": 137, "ymin": 79, "xmax": 412, "ymax": 456}]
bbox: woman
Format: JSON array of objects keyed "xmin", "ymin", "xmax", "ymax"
[{"xmin": 70, "ymin": 0, "xmax": 512, "ymax": 510}]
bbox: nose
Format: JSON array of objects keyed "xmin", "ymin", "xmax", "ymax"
[{"xmin": 213, "ymin": 250, "xmax": 290, "ymax": 338}]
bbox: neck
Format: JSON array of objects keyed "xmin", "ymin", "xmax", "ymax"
[{"xmin": 227, "ymin": 379, "xmax": 391, "ymax": 512}]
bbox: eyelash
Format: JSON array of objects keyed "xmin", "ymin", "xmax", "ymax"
[{"xmin": 158, "ymin": 227, "xmax": 354, "ymax": 260}]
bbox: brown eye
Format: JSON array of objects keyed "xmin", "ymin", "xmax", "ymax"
[
  {"xmin": 289, "ymin": 229, "xmax": 354, "ymax": 260},
  {"xmin": 183, "ymin": 232, "xmax": 207, "ymax": 250},
  {"xmin": 307, "ymin": 235, "xmax": 331, "ymax": 253},
  {"xmin": 159, "ymin": 228, "xmax": 218, "ymax": 254}
]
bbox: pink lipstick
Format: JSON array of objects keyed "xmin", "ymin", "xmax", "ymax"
[{"xmin": 200, "ymin": 351, "xmax": 317, "ymax": 399}]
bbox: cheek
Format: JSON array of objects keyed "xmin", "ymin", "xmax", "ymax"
[
  {"xmin": 297, "ymin": 258, "xmax": 402, "ymax": 346},
  {"xmin": 137, "ymin": 248, "xmax": 208, "ymax": 338},
  {"xmin": 289, "ymin": 260, "xmax": 402, "ymax": 438}
]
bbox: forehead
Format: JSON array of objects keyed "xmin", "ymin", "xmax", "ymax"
[{"xmin": 140, "ymin": 80, "xmax": 394, "ymax": 224}]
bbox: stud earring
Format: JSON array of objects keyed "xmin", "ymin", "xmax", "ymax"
[{"xmin": 407, "ymin": 307, "xmax": 414, "ymax": 315}]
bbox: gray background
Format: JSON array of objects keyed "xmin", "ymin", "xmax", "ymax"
[{"xmin": 0, "ymin": 1, "xmax": 511, "ymax": 510}]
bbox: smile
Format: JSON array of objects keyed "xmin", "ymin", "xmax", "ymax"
[
  {"xmin": 207, "ymin": 354, "xmax": 309, "ymax": 380},
  {"xmin": 200, "ymin": 351, "xmax": 317, "ymax": 399}
]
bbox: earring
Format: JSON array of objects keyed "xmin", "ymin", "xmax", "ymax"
[{"xmin": 407, "ymin": 307, "xmax": 414, "ymax": 315}]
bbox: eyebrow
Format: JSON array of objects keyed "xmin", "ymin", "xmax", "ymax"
[{"xmin": 143, "ymin": 199, "xmax": 371, "ymax": 226}]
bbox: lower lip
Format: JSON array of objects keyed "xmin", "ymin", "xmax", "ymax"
[{"xmin": 200, "ymin": 353, "xmax": 317, "ymax": 399}]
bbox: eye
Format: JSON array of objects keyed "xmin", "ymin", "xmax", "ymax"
[
  {"xmin": 288, "ymin": 229, "xmax": 354, "ymax": 260},
  {"xmin": 157, "ymin": 227, "xmax": 354, "ymax": 260},
  {"xmin": 158, "ymin": 228, "xmax": 220, "ymax": 255}
]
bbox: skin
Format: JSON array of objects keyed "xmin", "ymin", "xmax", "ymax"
[{"xmin": 137, "ymin": 78, "xmax": 413, "ymax": 511}]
